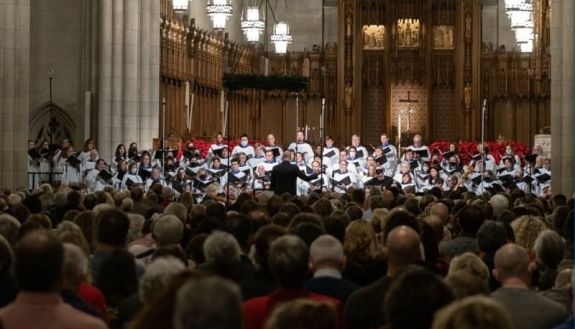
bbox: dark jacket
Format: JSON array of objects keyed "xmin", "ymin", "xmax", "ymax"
[{"xmin": 270, "ymin": 160, "xmax": 316, "ymax": 196}]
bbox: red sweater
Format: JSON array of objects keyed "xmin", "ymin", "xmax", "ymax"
[{"xmin": 243, "ymin": 288, "xmax": 341, "ymax": 329}]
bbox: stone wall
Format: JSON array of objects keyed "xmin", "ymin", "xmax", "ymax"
[{"xmin": 0, "ymin": 0, "xmax": 30, "ymax": 190}]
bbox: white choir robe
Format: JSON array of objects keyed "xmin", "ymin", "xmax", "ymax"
[
  {"xmin": 77, "ymin": 151, "xmax": 92, "ymax": 163},
  {"xmin": 381, "ymin": 144, "xmax": 398, "ymax": 174},
  {"xmin": 85, "ymin": 169, "xmax": 108, "ymax": 193},
  {"xmin": 288, "ymin": 142, "xmax": 314, "ymax": 164},
  {"xmin": 347, "ymin": 145, "xmax": 369, "ymax": 160},
  {"xmin": 404, "ymin": 145, "xmax": 431, "ymax": 162},
  {"xmin": 330, "ymin": 170, "xmax": 357, "ymax": 193},
  {"xmin": 265, "ymin": 146, "xmax": 284, "ymax": 162},
  {"xmin": 330, "ymin": 162, "xmax": 360, "ymax": 178},
  {"xmin": 206, "ymin": 144, "xmax": 225, "ymax": 164},
  {"xmin": 247, "ymin": 156, "xmax": 266, "ymax": 169},
  {"xmin": 231, "ymin": 145, "xmax": 255, "ymax": 159},
  {"xmin": 297, "ymin": 174, "xmax": 329, "ymax": 196},
  {"xmin": 145, "ymin": 177, "xmax": 167, "ymax": 191},
  {"xmin": 81, "ymin": 160, "xmax": 97, "ymax": 178},
  {"xmin": 393, "ymin": 172, "xmax": 416, "ymax": 186},
  {"xmin": 61, "ymin": 162, "xmax": 82, "ymax": 186},
  {"xmin": 322, "ymin": 147, "xmax": 340, "ymax": 168},
  {"xmin": 471, "ymin": 154, "xmax": 496, "ymax": 172},
  {"xmin": 121, "ymin": 173, "xmax": 144, "ymax": 190},
  {"xmin": 28, "ymin": 156, "xmax": 41, "ymax": 190}
]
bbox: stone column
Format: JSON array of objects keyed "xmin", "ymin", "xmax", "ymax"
[
  {"xmin": 97, "ymin": 0, "xmax": 160, "ymax": 162},
  {"xmin": 550, "ymin": 0, "xmax": 574, "ymax": 196},
  {"xmin": 0, "ymin": 0, "xmax": 30, "ymax": 190}
]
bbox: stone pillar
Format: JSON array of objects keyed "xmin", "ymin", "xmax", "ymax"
[
  {"xmin": 97, "ymin": 0, "xmax": 160, "ymax": 162},
  {"xmin": 0, "ymin": 0, "xmax": 30, "ymax": 190},
  {"xmin": 550, "ymin": 0, "xmax": 574, "ymax": 196}
]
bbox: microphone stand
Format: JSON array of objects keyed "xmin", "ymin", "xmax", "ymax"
[{"xmin": 480, "ymin": 99, "xmax": 487, "ymax": 194}]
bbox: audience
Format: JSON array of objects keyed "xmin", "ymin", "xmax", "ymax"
[{"xmin": 0, "ymin": 183, "xmax": 572, "ymax": 329}]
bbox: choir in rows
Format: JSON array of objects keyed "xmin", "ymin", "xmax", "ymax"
[{"xmin": 27, "ymin": 132, "xmax": 552, "ymax": 200}]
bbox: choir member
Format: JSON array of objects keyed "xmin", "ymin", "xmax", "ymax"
[
  {"xmin": 232, "ymin": 134, "xmax": 255, "ymax": 159},
  {"xmin": 288, "ymin": 131, "xmax": 314, "ymax": 164}
]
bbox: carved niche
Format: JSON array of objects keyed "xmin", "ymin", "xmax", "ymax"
[
  {"xmin": 396, "ymin": 19, "xmax": 420, "ymax": 48},
  {"xmin": 432, "ymin": 25, "xmax": 454, "ymax": 49},
  {"xmin": 363, "ymin": 25, "xmax": 385, "ymax": 50}
]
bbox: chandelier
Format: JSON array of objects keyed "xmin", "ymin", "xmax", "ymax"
[
  {"xmin": 206, "ymin": 0, "xmax": 233, "ymax": 30},
  {"xmin": 172, "ymin": 0, "xmax": 189, "ymax": 13},
  {"xmin": 504, "ymin": 0, "xmax": 534, "ymax": 52},
  {"xmin": 241, "ymin": 6, "xmax": 265, "ymax": 43},
  {"xmin": 270, "ymin": 21, "xmax": 293, "ymax": 54}
]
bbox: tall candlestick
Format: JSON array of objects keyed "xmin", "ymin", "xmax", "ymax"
[
  {"xmin": 398, "ymin": 112, "xmax": 402, "ymax": 141},
  {"xmin": 305, "ymin": 125, "xmax": 308, "ymax": 140}
]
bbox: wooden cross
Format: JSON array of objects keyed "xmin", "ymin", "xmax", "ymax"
[{"xmin": 399, "ymin": 91, "xmax": 418, "ymax": 131}]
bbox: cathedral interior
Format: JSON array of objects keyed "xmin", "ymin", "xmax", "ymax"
[{"xmin": 0, "ymin": 0, "xmax": 573, "ymax": 194}]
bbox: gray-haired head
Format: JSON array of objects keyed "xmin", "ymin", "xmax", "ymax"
[
  {"xmin": 139, "ymin": 256, "xmax": 186, "ymax": 303},
  {"xmin": 203, "ymin": 231, "xmax": 242, "ymax": 265},
  {"xmin": 309, "ymin": 235, "xmax": 345, "ymax": 270},
  {"xmin": 268, "ymin": 235, "xmax": 309, "ymax": 289},
  {"xmin": 173, "ymin": 276, "xmax": 242, "ymax": 329},
  {"xmin": 62, "ymin": 243, "xmax": 89, "ymax": 290},
  {"xmin": 534, "ymin": 229, "xmax": 565, "ymax": 270},
  {"xmin": 153, "ymin": 215, "xmax": 184, "ymax": 247},
  {"xmin": 489, "ymin": 194, "xmax": 509, "ymax": 218},
  {"xmin": 164, "ymin": 202, "xmax": 188, "ymax": 224}
]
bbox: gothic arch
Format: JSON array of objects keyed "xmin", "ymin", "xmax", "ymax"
[{"xmin": 29, "ymin": 102, "xmax": 76, "ymax": 144}]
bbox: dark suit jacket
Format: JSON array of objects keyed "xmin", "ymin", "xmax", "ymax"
[
  {"xmin": 304, "ymin": 276, "xmax": 360, "ymax": 304},
  {"xmin": 344, "ymin": 276, "xmax": 393, "ymax": 329},
  {"xmin": 270, "ymin": 160, "xmax": 316, "ymax": 196}
]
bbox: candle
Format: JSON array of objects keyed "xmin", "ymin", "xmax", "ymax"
[
  {"xmin": 398, "ymin": 112, "xmax": 402, "ymax": 142},
  {"xmin": 305, "ymin": 125, "xmax": 308, "ymax": 140}
]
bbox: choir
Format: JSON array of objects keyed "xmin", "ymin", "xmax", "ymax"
[{"xmin": 26, "ymin": 132, "xmax": 553, "ymax": 200}]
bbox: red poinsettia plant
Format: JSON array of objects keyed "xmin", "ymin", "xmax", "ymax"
[{"xmin": 429, "ymin": 140, "xmax": 530, "ymax": 165}]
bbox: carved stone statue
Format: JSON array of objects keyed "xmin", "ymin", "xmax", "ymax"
[
  {"xmin": 344, "ymin": 83, "xmax": 353, "ymax": 110},
  {"xmin": 464, "ymin": 83, "xmax": 472, "ymax": 110}
]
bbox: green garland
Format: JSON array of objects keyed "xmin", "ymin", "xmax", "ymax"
[{"xmin": 223, "ymin": 73, "xmax": 309, "ymax": 92}]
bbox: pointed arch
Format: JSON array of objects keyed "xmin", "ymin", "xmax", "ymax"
[{"xmin": 29, "ymin": 102, "xmax": 76, "ymax": 144}]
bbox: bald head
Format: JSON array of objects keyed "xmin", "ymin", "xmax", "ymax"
[
  {"xmin": 386, "ymin": 226, "xmax": 422, "ymax": 272},
  {"xmin": 430, "ymin": 203, "xmax": 449, "ymax": 224},
  {"xmin": 494, "ymin": 243, "xmax": 530, "ymax": 285}
]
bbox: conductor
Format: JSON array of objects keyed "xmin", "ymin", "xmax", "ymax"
[{"xmin": 270, "ymin": 152, "xmax": 319, "ymax": 196}]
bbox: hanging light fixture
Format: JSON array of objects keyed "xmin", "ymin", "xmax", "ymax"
[
  {"xmin": 504, "ymin": 0, "xmax": 534, "ymax": 52},
  {"xmin": 206, "ymin": 0, "xmax": 233, "ymax": 30},
  {"xmin": 271, "ymin": 21, "xmax": 292, "ymax": 54},
  {"xmin": 172, "ymin": 0, "xmax": 189, "ymax": 13},
  {"xmin": 241, "ymin": 6, "xmax": 265, "ymax": 42}
]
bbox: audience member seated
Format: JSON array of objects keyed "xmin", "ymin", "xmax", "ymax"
[
  {"xmin": 241, "ymin": 225, "xmax": 286, "ymax": 300},
  {"xmin": 432, "ymin": 295, "xmax": 513, "ymax": 329},
  {"xmin": 117, "ymin": 256, "xmax": 186, "ymax": 328},
  {"xmin": 0, "ymin": 230, "xmax": 107, "ymax": 329},
  {"xmin": 491, "ymin": 243, "xmax": 568, "ymax": 329},
  {"xmin": 440, "ymin": 205, "xmax": 485, "ymax": 258},
  {"xmin": 384, "ymin": 265, "xmax": 453, "ymax": 329},
  {"xmin": 304, "ymin": 235, "xmax": 360, "ymax": 303},
  {"xmin": 173, "ymin": 276, "xmax": 243, "ymax": 329},
  {"xmin": 264, "ymin": 299, "xmax": 338, "ymax": 329},
  {"xmin": 344, "ymin": 225, "xmax": 422, "ymax": 329},
  {"xmin": 243, "ymin": 235, "xmax": 340, "ymax": 329}
]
